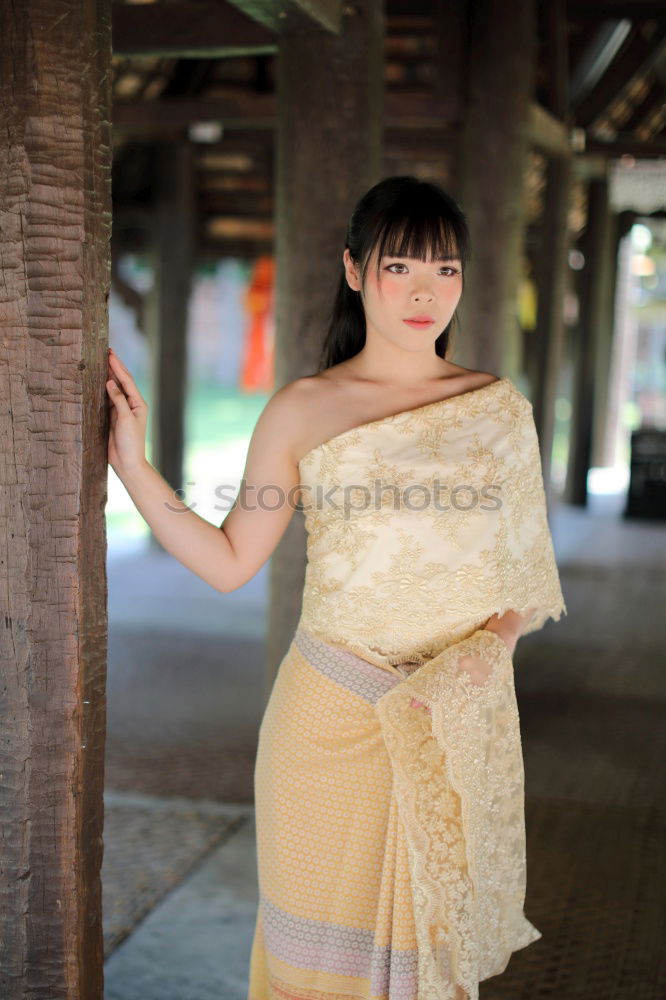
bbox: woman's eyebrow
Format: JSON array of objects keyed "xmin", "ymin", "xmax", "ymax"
[{"xmin": 381, "ymin": 254, "xmax": 461, "ymax": 262}]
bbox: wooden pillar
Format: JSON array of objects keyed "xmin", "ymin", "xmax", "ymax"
[
  {"xmin": 532, "ymin": 153, "xmax": 574, "ymax": 509},
  {"xmin": 0, "ymin": 2, "xmax": 111, "ymax": 997},
  {"xmin": 146, "ymin": 141, "xmax": 194, "ymax": 549},
  {"xmin": 591, "ymin": 209, "xmax": 622, "ymax": 468},
  {"xmin": 531, "ymin": 0, "xmax": 572, "ymax": 511},
  {"xmin": 598, "ymin": 211, "xmax": 635, "ymax": 468},
  {"xmin": 565, "ymin": 174, "xmax": 612, "ymax": 505},
  {"xmin": 266, "ymin": 1, "xmax": 384, "ymax": 691},
  {"xmin": 452, "ymin": 0, "xmax": 537, "ymax": 379}
]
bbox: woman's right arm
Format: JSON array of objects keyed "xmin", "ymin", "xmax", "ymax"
[{"xmin": 106, "ymin": 349, "xmax": 304, "ymax": 594}]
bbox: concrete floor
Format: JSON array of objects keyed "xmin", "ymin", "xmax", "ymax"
[
  {"xmin": 103, "ymin": 493, "xmax": 666, "ymax": 1000},
  {"xmin": 104, "ymin": 547, "xmax": 267, "ymax": 999},
  {"xmin": 104, "ymin": 797, "xmax": 257, "ymax": 1000}
]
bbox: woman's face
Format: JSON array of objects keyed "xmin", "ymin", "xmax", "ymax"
[{"xmin": 343, "ymin": 244, "xmax": 463, "ymax": 350}]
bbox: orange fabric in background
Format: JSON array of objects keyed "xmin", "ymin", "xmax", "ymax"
[{"xmin": 240, "ymin": 255, "xmax": 275, "ymax": 392}]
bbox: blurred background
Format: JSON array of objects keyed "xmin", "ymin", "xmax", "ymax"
[{"xmin": 78, "ymin": 1, "xmax": 666, "ymax": 996}]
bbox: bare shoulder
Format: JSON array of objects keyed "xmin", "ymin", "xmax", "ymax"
[
  {"xmin": 445, "ymin": 364, "xmax": 502, "ymax": 389},
  {"xmin": 279, "ymin": 370, "xmax": 346, "ymax": 414},
  {"xmin": 251, "ymin": 374, "xmax": 335, "ymax": 465},
  {"xmin": 256, "ymin": 365, "xmax": 503, "ymax": 466},
  {"xmin": 473, "ymin": 368, "xmax": 502, "ymax": 385}
]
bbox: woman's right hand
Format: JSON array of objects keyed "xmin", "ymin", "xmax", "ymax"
[
  {"xmin": 106, "ymin": 348, "xmax": 148, "ymax": 476},
  {"xmin": 410, "ymin": 696, "xmax": 431, "ymax": 715}
]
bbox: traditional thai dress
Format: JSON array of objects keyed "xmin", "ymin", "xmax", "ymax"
[{"xmin": 247, "ymin": 375, "xmax": 566, "ymax": 1000}]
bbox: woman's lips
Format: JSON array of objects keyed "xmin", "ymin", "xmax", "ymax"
[{"xmin": 403, "ymin": 318, "xmax": 435, "ymax": 328}]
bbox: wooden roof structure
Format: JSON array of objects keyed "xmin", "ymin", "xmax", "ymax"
[{"xmin": 111, "ymin": 0, "xmax": 666, "ymax": 260}]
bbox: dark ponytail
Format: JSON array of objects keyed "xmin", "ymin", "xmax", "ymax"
[{"xmin": 318, "ymin": 175, "xmax": 471, "ymax": 373}]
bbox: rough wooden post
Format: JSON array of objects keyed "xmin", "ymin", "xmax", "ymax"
[
  {"xmin": 0, "ymin": 1, "xmax": 111, "ymax": 997},
  {"xmin": 266, "ymin": 1, "xmax": 384, "ymax": 692},
  {"xmin": 452, "ymin": 0, "xmax": 537, "ymax": 379}
]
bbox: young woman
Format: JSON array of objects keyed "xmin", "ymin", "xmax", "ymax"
[{"xmin": 107, "ymin": 175, "xmax": 566, "ymax": 1000}]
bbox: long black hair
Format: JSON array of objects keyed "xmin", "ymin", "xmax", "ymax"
[{"xmin": 318, "ymin": 175, "xmax": 471, "ymax": 372}]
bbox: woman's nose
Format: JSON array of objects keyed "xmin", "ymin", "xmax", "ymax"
[{"xmin": 412, "ymin": 286, "xmax": 434, "ymax": 300}]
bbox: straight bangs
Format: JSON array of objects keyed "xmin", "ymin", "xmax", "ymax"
[{"xmin": 361, "ymin": 209, "xmax": 469, "ymax": 286}]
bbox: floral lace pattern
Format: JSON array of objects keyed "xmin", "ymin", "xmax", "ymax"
[
  {"xmin": 296, "ymin": 377, "xmax": 566, "ymax": 674},
  {"xmin": 375, "ymin": 628, "xmax": 541, "ymax": 1000}
]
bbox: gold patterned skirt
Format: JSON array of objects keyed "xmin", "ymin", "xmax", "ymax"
[{"xmin": 247, "ymin": 626, "xmax": 541, "ymax": 1000}]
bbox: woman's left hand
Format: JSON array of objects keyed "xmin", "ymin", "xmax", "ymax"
[
  {"xmin": 482, "ymin": 607, "xmax": 538, "ymax": 656},
  {"xmin": 482, "ymin": 625, "xmax": 517, "ymax": 655}
]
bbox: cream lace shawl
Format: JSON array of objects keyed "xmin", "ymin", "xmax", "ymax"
[
  {"xmin": 296, "ymin": 376, "xmax": 567, "ymax": 998},
  {"xmin": 297, "ymin": 375, "xmax": 566, "ymax": 672}
]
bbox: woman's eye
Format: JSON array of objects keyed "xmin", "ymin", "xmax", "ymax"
[{"xmin": 384, "ymin": 263, "xmax": 459, "ymax": 276}]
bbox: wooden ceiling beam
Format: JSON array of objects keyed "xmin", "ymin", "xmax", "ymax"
[
  {"xmin": 567, "ymin": 0, "xmax": 666, "ymax": 19},
  {"xmin": 225, "ymin": 0, "xmax": 341, "ymax": 34},
  {"xmin": 112, "ymin": 94, "xmax": 662, "ymax": 157},
  {"xmin": 584, "ymin": 132, "xmax": 666, "ymax": 155},
  {"xmin": 112, "ymin": 92, "xmax": 576, "ymax": 155},
  {"xmin": 113, "ymin": 95, "xmax": 276, "ymax": 133},
  {"xmin": 112, "ymin": 1, "xmax": 277, "ymax": 59},
  {"xmin": 112, "ymin": 89, "xmax": 463, "ymax": 134},
  {"xmin": 111, "ymin": 0, "xmax": 433, "ymax": 59}
]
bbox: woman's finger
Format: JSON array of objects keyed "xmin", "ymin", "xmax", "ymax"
[
  {"xmin": 106, "ymin": 380, "xmax": 132, "ymax": 415},
  {"xmin": 456, "ymin": 652, "xmax": 492, "ymax": 687},
  {"xmin": 108, "ymin": 357, "xmax": 146, "ymax": 409},
  {"xmin": 112, "ymin": 369, "xmax": 143, "ymax": 406},
  {"xmin": 409, "ymin": 696, "xmax": 431, "ymax": 714},
  {"xmin": 109, "ymin": 353, "xmax": 133, "ymax": 382},
  {"xmin": 106, "ymin": 376, "xmax": 137, "ymax": 421}
]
